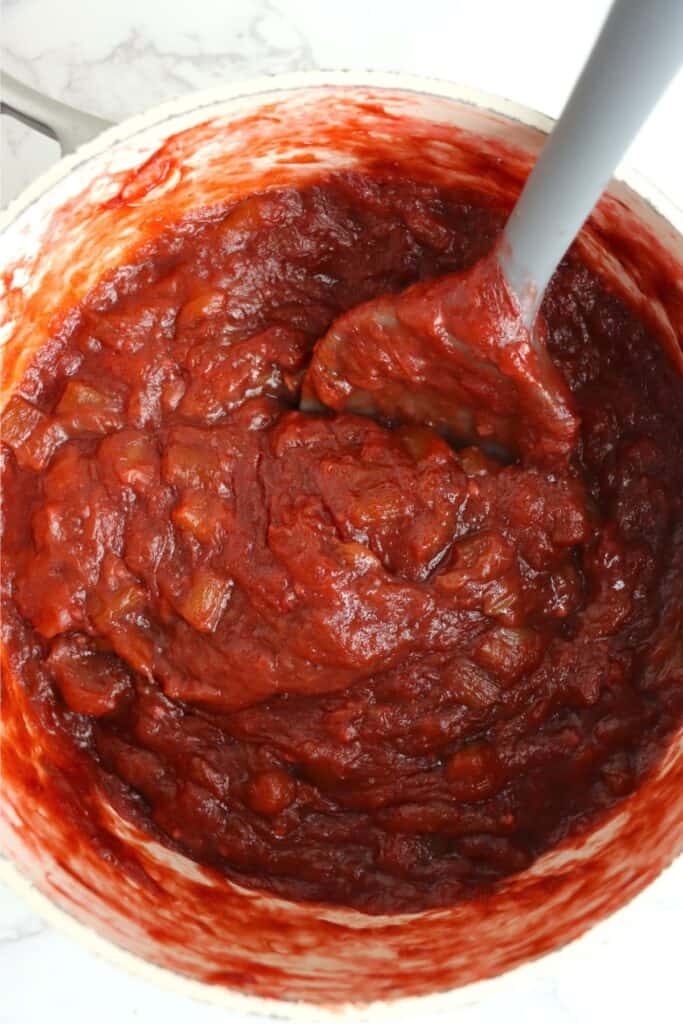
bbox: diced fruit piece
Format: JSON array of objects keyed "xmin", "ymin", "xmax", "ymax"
[
  {"xmin": 2, "ymin": 395, "xmax": 44, "ymax": 447},
  {"xmin": 438, "ymin": 532, "xmax": 514, "ymax": 587},
  {"xmin": 99, "ymin": 429, "xmax": 159, "ymax": 492},
  {"xmin": 176, "ymin": 288, "xmax": 225, "ymax": 329},
  {"xmin": 31, "ymin": 502, "xmax": 82, "ymax": 548},
  {"xmin": 435, "ymin": 534, "xmax": 522, "ymax": 624},
  {"xmin": 474, "ymin": 626, "xmax": 543, "ymax": 685},
  {"xmin": 42, "ymin": 442, "xmax": 91, "ymax": 501},
  {"xmin": 347, "ymin": 480, "xmax": 405, "ymax": 527},
  {"xmin": 547, "ymin": 563, "xmax": 582, "ymax": 618},
  {"xmin": 14, "ymin": 549, "xmax": 85, "ymax": 638},
  {"xmin": 336, "ymin": 541, "xmax": 383, "ymax": 573},
  {"xmin": 162, "ymin": 443, "xmax": 220, "ymax": 488},
  {"xmin": 2, "ymin": 396, "xmax": 68, "ymax": 470},
  {"xmin": 109, "ymin": 624, "xmax": 155, "ymax": 680},
  {"xmin": 89, "ymin": 554, "xmax": 146, "ymax": 631},
  {"xmin": 246, "ymin": 769, "xmax": 296, "ymax": 816},
  {"xmin": 18, "ymin": 419, "xmax": 69, "ymax": 471},
  {"xmin": 445, "ymin": 741, "xmax": 502, "ymax": 800},
  {"xmin": 175, "ymin": 570, "xmax": 233, "ymax": 632},
  {"xmin": 179, "ymin": 326, "xmax": 308, "ymax": 420},
  {"xmin": 90, "ymin": 305, "xmax": 162, "ymax": 353},
  {"xmin": 439, "ymin": 657, "xmax": 502, "ymax": 710},
  {"xmin": 172, "ymin": 489, "xmax": 231, "ymax": 544},
  {"xmin": 57, "ymin": 380, "xmax": 124, "ymax": 434},
  {"xmin": 480, "ymin": 573, "xmax": 524, "ymax": 625},
  {"xmin": 47, "ymin": 633, "xmax": 133, "ymax": 717}
]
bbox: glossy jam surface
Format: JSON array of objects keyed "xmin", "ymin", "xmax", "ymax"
[{"xmin": 2, "ymin": 174, "xmax": 682, "ymax": 912}]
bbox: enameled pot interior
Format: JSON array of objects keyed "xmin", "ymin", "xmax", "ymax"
[{"xmin": 1, "ymin": 80, "xmax": 681, "ymax": 1011}]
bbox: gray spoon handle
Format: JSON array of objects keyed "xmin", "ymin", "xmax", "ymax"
[
  {"xmin": 500, "ymin": 0, "xmax": 683, "ymax": 326},
  {"xmin": 1, "ymin": 71, "xmax": 111, "ymax": 154}
]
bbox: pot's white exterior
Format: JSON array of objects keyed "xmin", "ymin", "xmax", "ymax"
[{"xmin": 1, "ymin": 71, "xmax": 682, "ymax": 1018}]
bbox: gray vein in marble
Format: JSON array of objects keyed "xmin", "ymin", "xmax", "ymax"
[
  {"xmin": 0, "ymin": 919, "xmax": 46, "ymax": 945},
  {"xmin": 2, "ymin": 0, "xmax": 317, "ymax": 118}
]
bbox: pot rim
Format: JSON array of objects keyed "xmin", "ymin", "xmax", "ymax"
[
  {"xmin": 1, "ymin": 68, "xmax": 681, "ymax": 1020},
  {"xmin": 2, "ymin": 69, "xmax": 682, "ymax": 240}
]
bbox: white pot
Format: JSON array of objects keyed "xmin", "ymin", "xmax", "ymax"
[{"xmin": 1, "ymin": 70, "xmax": 682, "ymax": 1018}]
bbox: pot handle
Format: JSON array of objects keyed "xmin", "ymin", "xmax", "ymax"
[{"xmin": 1, "ymin": 71, "xmax": 112, "ymax": 154}]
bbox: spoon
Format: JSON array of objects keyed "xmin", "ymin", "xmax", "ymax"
[{"xmin": 304, "ymin": 0, "xmax": 683, "ymax": 464}]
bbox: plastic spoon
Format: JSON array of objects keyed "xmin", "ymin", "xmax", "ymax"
[{"xmin": 304, "ymin": 0, "xmax": 683, "ymax": 463}]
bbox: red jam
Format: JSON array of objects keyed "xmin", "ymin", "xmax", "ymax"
[{"xmin": 2, "ymin": 173, "xmax": 682, "ymax": 913}]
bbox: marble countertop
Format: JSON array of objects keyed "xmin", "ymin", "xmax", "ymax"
[{"xmin": 1, "ymin": 0, "xmax": 682, "ymax": 1020}]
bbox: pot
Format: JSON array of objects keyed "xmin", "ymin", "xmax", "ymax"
[{"xmin": 1, "ymin": 70, "xmax": 682, "ymax": 1016}]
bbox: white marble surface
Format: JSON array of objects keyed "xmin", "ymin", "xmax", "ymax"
[{"xmin": 1, "ymin": 0, "xmax": 682, "ymax": 1020}]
